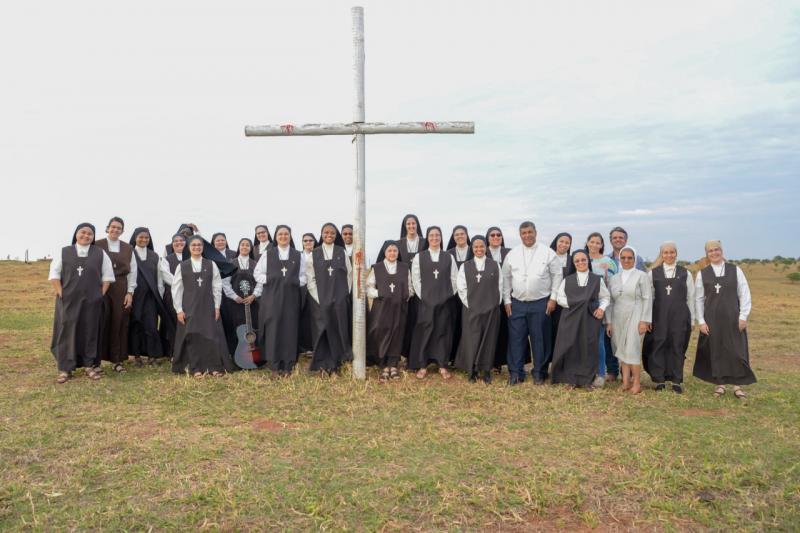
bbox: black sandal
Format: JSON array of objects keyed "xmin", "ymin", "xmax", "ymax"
[
  {"xmin": 379, "ymin": 369, "xmax": 390, "ymax": 383},
  {"xmin": 389, "ymin": 368, "xmax": 401, "ymax": 380},
  {"xmin": 56, "ymin": 372, "xmax": 70, "ymax": 384},
  {"xmin": 733, "ymin": 387, "xmax": 747, "ymax": 399},
  {"xmin": 113, "ymin": 363, "xmax": 126, "ymax": 373},
  {"xmin": 133, "ymin": 357, "xmax": 144, "ymax": 368},
  {"xmin": 86, "ymin": 368, "xmax": 102, "ymax": 380}
]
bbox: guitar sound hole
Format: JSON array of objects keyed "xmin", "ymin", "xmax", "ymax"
[{"xmin": 245, "ymin": 332, "xmax": 257, "ymax": 344}]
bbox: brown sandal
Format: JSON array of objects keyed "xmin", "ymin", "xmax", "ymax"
[
  {"xmin": 193, "ymin": 372, "xmax": 204, "ymax": 379},
  {"xmin": 415, "ymin": 369, "xmax": 427, "ymax": 380},
  {"xmin": 56, "ymin": 372, "xmax": 70, "ymax": 384},
  {"xmin": 86, "ymin": 368, "xmax": 102, "ymax": 380},
  {"xmin": 439, "ymin": 368, "xmax": 452, "ymax": 380},
  {"xmin": 733, "ymin": 387, "xmax": 747, "ymax": 399},
  {"xmin": 713, "ymin": 386, "xmax": 726, "ymax": 397},
  {"xmin": 113, "ymin": 363, "xmax": 126, "ymax": 373}
]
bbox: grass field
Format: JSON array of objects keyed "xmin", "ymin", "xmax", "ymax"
[{"xmin": 1, "ymin": 261, "xmax": 798, "ymax": 531}]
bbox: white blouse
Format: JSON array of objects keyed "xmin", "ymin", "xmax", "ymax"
[
  {"xmin": 695, "ymin": 262, "xmax": 752, "ymax": 324},
  {"xmin": 48, "ymin": 244, "xmax": 116, "ymax": 282},
  {"xmin": 366, "ymin": 259, "xmax": 414, "ymax": 299},
  {"xmin": 648, "ymin": 263, "xmax": 695, "ymax": 324},
  {"xmin": 171, "ymin": 257, "xmax": 222, "ymax": 313},
  {"xmin": 456, "ymin": 256, "xmax": 503, "ymax": 308},
  {"xmin": 252, "ymin": 246, "xmax": 306, "ymax": 296},
  {"xmin": 556, "ymin": 271, "xmax": 610, "ymax": 314},
  {"xmin": 410, "ymin": 248, "xmax": 458, "ymax": 299},
  {"xmin": 305, "ymin": 243, "xmax": 352, "ymax": 304}
]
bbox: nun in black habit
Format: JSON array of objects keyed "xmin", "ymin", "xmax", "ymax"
[
  {"xmin": 221, "ymin": 238, "xmax": 261, "ymax": 360},
  {"xmin": 159, "ymin": 233, "xmax": 185, "ymax": 358},
  {"xmin": 298, "ymin": 232, "xmax": 319, "ymax": 354},
  {"xmin": 454, "ymin": 235, "xmax": 502, "ymax": 383},
  {"xmin": 390, "ymin": 214, "xmax": 428, "ymax": 361},
  {"xmin": 550, "ymin": 250, "xmax": 611, "ymax": 388},
  {"xmin": 367, "ymin": 241, "xmax": 413, "ymax": 381},
  {"xmin": 447, "ymin": 225, "xmax": 473, "ymax": 364},
  {"xmin": 306, "ymin": 223, "xmax": 352, "ymax": 375},
  {"xmin": 545, "ymin": 232, "xmax": 574, "ymax": 373},
  {"xmin": 255, "ymin": 225, "xmax": 305, "ymax": 375},
  {"xmin": 128, "ymin": 227, "xmax": 171, "ymax": 365},
  {"xmin": 409, "ymin": 226, "xmax": 458, "ymax": 379},
  {"xmin": 171, "ymin": 235, "xmax": 236, "ymax": 376},
  {"xmin": 693, "ymin": 240, "xmax": 756, "ymax": 399},
  {"xmin": 49, "ymin": 223, "xmax": 114, "ymax": 382},
  {"xmin": 486, "ymin": 226, "xmax": 511, "ymax": 371}
]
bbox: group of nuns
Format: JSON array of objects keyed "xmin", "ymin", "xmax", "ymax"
[{"xmin": 49, "ymin": 215, "xmax": 756, "ymax": 398}]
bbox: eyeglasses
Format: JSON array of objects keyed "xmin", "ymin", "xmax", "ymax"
[
  {"xmin": 489, "ymin": 233, "xmax": 501, "ymax": 237},
  {"xmin": 620, "ymin": 256, "xmax": 635, "ymax": 261}
]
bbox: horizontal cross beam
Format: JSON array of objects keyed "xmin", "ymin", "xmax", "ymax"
[{"xmin": 244, "ymin": 121, "xmax": 474, "ymax": 137}]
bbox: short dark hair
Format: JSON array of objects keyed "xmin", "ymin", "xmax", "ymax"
[
  {"xmin": 609, "ymin": 226, "xmax": 628, "ymax": 239},
  {"xmin": 519, "ymin": 221, "xmax": 536, "ymax": 232},
  {"xmin": 107, "ymin": 216, "xmax": 125, "ymax": 230}
]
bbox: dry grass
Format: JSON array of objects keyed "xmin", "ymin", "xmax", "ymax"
[{"xmin": 0, "ymin": 261, "xmax": 798, "ymax": 531}]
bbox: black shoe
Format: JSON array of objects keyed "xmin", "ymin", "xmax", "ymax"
[
  {"xmin": 655, "ymin": 383, "xmax": 666, "ymax": 391},
  {"xmin": 533, "ymin": 377, "xmax": 545, "ymax": 386},
  {"xmin": 672, "ymin": 384, "xmax": 683, "ymax": 394},
  {"xmin": 469, "ymin": 373, "xmax": 477, "ymax": 383},
  {"xmin": 508, "ymin": 375, "xmax": 520, "ymax": 386},
  {"xmin": 483, "ymin": 371, "xmax": 492, "ymax": 384}
]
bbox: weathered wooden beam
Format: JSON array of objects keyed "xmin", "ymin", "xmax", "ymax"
[{"xmin": 245, "ymin": 121, "xmax": 475, "ymax": 136}]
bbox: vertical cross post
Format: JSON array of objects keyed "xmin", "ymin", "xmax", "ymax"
[{"xmin": 351, "ymin": 6, "xmax": 367, "ymax": 380}]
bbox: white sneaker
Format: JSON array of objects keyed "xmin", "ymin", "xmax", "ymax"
[{"xmin": 592, "ymin": 375, "xmax": 605, "ymax": 388}]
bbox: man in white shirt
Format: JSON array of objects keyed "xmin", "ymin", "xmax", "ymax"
[{"xmin": 501, "ymin": 221, "xmax": 563, "ymax": 385}]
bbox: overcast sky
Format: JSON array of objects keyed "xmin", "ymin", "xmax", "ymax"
[{"xmin": 1, "ymin": 0, "xmax": 798, "ymax": 261}]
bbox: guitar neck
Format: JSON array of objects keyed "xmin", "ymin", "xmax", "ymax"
[{"xmin": 244, "ymin": 302, "xmax": 253, "ymax": 333}]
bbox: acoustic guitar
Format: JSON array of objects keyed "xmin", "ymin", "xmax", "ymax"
[{"xmin": 233, "ymin": 279, "xmax": 263, "ymax": 369}]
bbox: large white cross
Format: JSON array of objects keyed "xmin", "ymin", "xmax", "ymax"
[
  {"xmin": 196, "ymin": 277, "xmax": 203, "ymax": 287},
  {"xmin": 280, "ymin": 266, "xmax": 288, "ymax": 277},
  {"xmin": 432, "ymin": 269, "xmax": 440, "ymax": 280},
  {"xmin": 476, "ymin": 273, "xmax": 482, "ymax": 283},
  {"xmin": 76, "ymin": 266, "xmax": 84, "ymax": 277},
  {"xmin": 389, "ymin": 282, "xmax": 395, "ymax": 293},
  {"xmin": 714, "ymin": 283, "xmax": 722, "ymax": 294},
  {"xmin": 244, "ymin": 7, "xmax": 474, "ymax": 380},
  {"xmin": 665, "ymin": 285, "xmax": 672, "ymax": 296}
]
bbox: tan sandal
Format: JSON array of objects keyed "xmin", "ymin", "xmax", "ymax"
[
  {"xmin": 193, "ymin": 372, "xmax": 204, "ymax": 379},
  {"xmin": 713, "ymin": 386, "xmax": 726, "ymax": 397},
  {"xmin": 86, "ymin": 368, "xmax": 102, "ymax": 380},
  {"xmin": 733, "ymin": 387, "xmax": 747, "ymax": 399},
  {"xmin": 415, "ymin": 369, "xmax": 427, "ymax": 380},
  {"xmin": 439, "ymin": 368, "xmax": 452, "ymax": 380}
]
